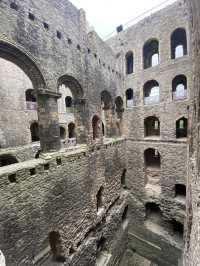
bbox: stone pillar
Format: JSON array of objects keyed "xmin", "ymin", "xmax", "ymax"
[
  {"xmin": 37, "ymin": 89, "xmax": 61, "ymax": 152},
  {"xmin": 74, "ymin": 98, "xmax": 89, "ymax": 144}
]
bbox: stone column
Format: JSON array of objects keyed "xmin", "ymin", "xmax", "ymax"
[
  {"xmin": 37, "ymin": 89, "xmax": 61, "ymax": 152},
  {"xmin": 74, "ymin": 98, "xmax": 89, "ymax": 144}
]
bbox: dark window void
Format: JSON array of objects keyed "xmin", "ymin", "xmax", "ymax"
[
  {"xmin": 28, "ymin": 13, "xmax": 35, "ymax": 21},
  {"xmin": 172, "ymin": 75, "xmax": 187, "ymax": 100},
  {"xmin": 49, "ymin": 231, "xmax": 66, "ymax": 262},
  {"xmin": 68, "ymin": 123, "xmax": 75, "ymax": 139},
  {"xmin": 10, "ymin": 2, "xmax": 18, "ymax": 10},
  {"xmin": 125, "ymin": 51, "xmax": 133, "ymax": 74},
  {"xmin": 60, "ymin": 127, "xmax": 66, "ymax": 140},
  {"xmin": 175, "ymin": 184, "xmax": 186, "ymax": 197},
  {"xmin": 57, "ymin": 31, "xmax": 62, "ymax": 39},
  {"xmin": 101, "ymin": 90, "xmax": 112, "ymax": 110},
  {"xmin": 144, "ymin": 116, "xmax": 160, "ymax": 137},
  {"xmin": 115, "ymin": 96, "xmax": 124, "ymax": 119},
  {"xmin": 96, "ymin": 237, "xmax": 106, "ymax": 253},
  {"xmin": 121, "ymin": 169, "xmax": 127, "ymax": 188},
  {"xmin": 30, "ymin": 122, "xmax": 40, "ymax": 142},
  {"xmin": 102, "ymin": 122, "xmax": 105, "ymax": 136},
  {"xmin": 126, "ymin": 88, "xmax": 134, "ymax": 107},
  {"xmin": 0, "ymin": 154, "xmax": 18, "ymax": 167},
  {"xmin": 144, "ymin": 80, "xmax": 159, "ymax": 105},
  {"xmin": 65, "ymin": 96, "xmax": 73, "ymax": 108},
  {"xmin": 171, "ymin": 28, "xmax": 187, "ymax": 59},
  {"xmin": 171, "ymin": 220, "xmax": 184, "ymax": 237},
  {"xmin": 122, "ymin": 206, "xmax": 128, "ymax": 222},
  {"xmin": 92, "ymin": 115, "xmax": 101, "ymax": 140},
  {"xmin": 35, "ymin": 150, "xmax": 41, "ymax": 159},
  {"xmin": 143, "ymin": 39, "xmax": 159, "ymax": 69},
  {"xmin": 176, "ymin": 117, "xmax": 187, "ymax": 138},
  {"xmin": 144, "ymin": 148, "xmax": 160, "ymax": 169},
  {"xmin": 145, "ymin": 203, "xmax": 162, "ymax": 225},
  {"xmin": 26, "ymin": 89, "xmax": 36, "ymax": 102},
  {"xmin": 96, "ymin": 186, "xmax": 104, "ymax": 212}
]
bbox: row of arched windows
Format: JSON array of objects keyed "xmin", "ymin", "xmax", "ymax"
[
  {"xmin": 144, "ymin": 116, "xmax": 187, "ymax": 139},
  {"xmin": 126, "ymin": 74, "xmax": 187, "ymax": 107},
  {"xmin": 125, "ymin": 28, "xmax": 187, "ymax": 74}
]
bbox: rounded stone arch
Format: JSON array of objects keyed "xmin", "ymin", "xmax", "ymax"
[
  {"xmin": 57, "ymin": 74, "xmax": 84, "ymax": 100},
  {"xmin": 144, "ymin": 148, "xmax": 161, "ymax": 169},
  {"xmin": 171, "ymin": 28, "xmax": 187, "ymax": 59},
  {"xmin": 144, "ymin": 116, "xmax": 160, "ymax": 137},
  {"xmin": 143, "ymin": 80, "xmax": 160, "ymax": 105},
  {"xmin": 175, "ymin": 116, "xmax": 188, "ymax": 138},
  {"xmin": 0, "ymin": 40, "xmax": 46, "ymax": 89},
  {"xmin": 143, "ymin": 38, "xmax": 159, "ymax": 69}
]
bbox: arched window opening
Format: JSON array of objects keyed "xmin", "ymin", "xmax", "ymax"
[
  {"xmin": 176, "ymin": 117, "xmax": 187, "ymax": 138},
  {"xmin": 30, "ymin": 122, "xmax": 40, "ymax": 142},
  {"xmin": 125, "ymin": 51, "xmax": 133, "ymax": 74},
  {"xmin": 144, "ymin": 80, "xmax": 160, "ymax": 105},
  {"xmin": 171, "ymin": 220, "xmax": 184, "ymax": 238},
  {"xmin": 49, "ymin": 231, "xmax": 66, "ymax": 262},
  {"xmin": 68, "ymin": 123, "xmax": 76, "ymax": 139},
  {"xmin": 0, "ymin": 154, "xmax": 18, "ymax": 167},
  {"xmin": 172, "ymin": 75, "xmax": 187, "ymax": 100},
  {"xmin": 175, "ymin": 184, "xmax": 186, "ymax": 198},
  {"xmin": 121, "ymin": 169, "xmax": 127, "ymax": 188},
  {"xmin": 25, "ymin": 89, "xmax": 37, "ymax": 110},
  {"xmin": 143, "ymin": 39, "xmax": 159, "ymax": 69},
  {"xmin": 65, "ymin": 96, "xmax": 73, "ymax": 108},
  {"xmin": 60, "ymin": 126, "xmax": 66, "ymax": 140},
  {"xmin": 96, "ymin": 186, "xmax": 104, "ymax": 213},
  {"xmin": 171, "ymin": 28, "xmax": 187, "ymax": 59},
  {"xmin": 144, "ymin": 116, "xmax": 160, "ymax": 137},
  {"xmin": 144, "ymin": 148, "xmax": 160, "ymax": 169},
  {"xmin": 92, "ymin": 115, "xmax": 101, "ymax": 140},
  {"xmin": 126, "ymin": 89, "xmax": 134, "ymax": 107},
  {"xmin": 145, "ymin": 203, "xmax": 162, "ymax": 225},
  {"xmin": 101, "ymin": 90, "xmax": 112, "ymax": 110}
]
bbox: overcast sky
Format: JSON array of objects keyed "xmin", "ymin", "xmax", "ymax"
[{"xmin": 70, "ymin": 0, "xmax": 177, "ymax": 39}]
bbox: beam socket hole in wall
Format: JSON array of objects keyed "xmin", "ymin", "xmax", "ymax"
[
  {"xmin": 28, "ymin": 12, "xmax": 35, "ymax": 21},
  {"xmin": 69, "ymin": 246, "xmax": 75, "ymax": 255},
  {"xmin": 60, "ymin": 126, "xmax": 66, "ymax": 140},
  {"xmin": 94, "ymin": 53, "xmax": 97, "ymax": 58},
  {"xmin": 10, "ymin": 2, "xmax": 18, "ymax": 10},
  {"xmin": 77, "ymin": 44, "xmax": 81, "ymax": 51},
  {"xmin": 43, "ymin": 22, "xmax": 49, "ymax": 30},
  {"xmin": 175, "ymin": 184, "xmax": 186, "ymax": 199},
  {"xmin": 56, "ymin": 158, "xmax": 62, "ymax": 166},
  {"xmin": 125, "ymin": 51, "xmax": 133, "ymax": 74},
  {"xmin": 67, "ymin": 38, "xmax": 72, "ymax": 44},
  {"xmin": 57, "ymin": 31, "xmax": 62, "ymax": 39},
  {"xmin": 8, "ymin": 173, "xmax": 17, "ymax": 183},
  {"xmin": 30, "ymin": 168, "xmax": 36, "ymax": 176},
  {"xmin": 44, "ymin": 163, "xmax": 50, "ymax": 171}
]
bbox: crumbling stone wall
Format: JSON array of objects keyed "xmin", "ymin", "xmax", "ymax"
[
  {"xmin": 183, "ymin": 0, "xmax": 200, "ymax": 265},
  {"xmin": 108, "ymin": 1, "xmax": 190, "ymax": 265}
]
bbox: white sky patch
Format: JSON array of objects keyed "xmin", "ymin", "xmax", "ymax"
[{"xmin": 70, "ymin": 0, "xmax": 177, "ymax": 39}]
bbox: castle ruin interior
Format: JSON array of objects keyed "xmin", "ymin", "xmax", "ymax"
[{"xmin": 0, "ymin": 0, "xmax": 200, "ymax": 265}]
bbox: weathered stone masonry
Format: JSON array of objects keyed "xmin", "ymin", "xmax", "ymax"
[{"xmin": 0, "ymin": 0, "xmax": 199, "ymax": 265}]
